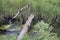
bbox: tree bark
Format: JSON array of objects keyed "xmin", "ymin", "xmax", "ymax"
[{"xmin": 17, "ymin": 13, "xmax": 34, "ymax": 40}]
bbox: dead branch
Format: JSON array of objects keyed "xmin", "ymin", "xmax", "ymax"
[
  {"xmin": 17, "ymin": 13, "xmax": 34, "ymax": 40},
  {"xmin": 9, "ymin": 4, "xmax": 30, "ymax": 24},
  {"xmin": 13, "ymin": 5, "xmax": 30, "ymax": 19}
]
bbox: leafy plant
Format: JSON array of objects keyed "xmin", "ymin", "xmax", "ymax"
[{"xmin": 29, "ymin": 21, "xmax": 59, "ymax": 40}]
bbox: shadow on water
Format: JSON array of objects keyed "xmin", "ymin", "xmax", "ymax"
[
  {"xmin": 0, "ymin": 23, "xmax": 22, "ymax": 35},
  {"xmin": 0, "ymin": 29, "xmax": 20, "ymax": 35}
]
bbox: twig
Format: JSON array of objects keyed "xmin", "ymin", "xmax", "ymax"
[{"xmin": 13, "ymin": 5, "xmax": 30, "ymax": 19}]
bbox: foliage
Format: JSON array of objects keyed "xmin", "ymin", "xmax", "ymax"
[
  {"xmin": 0, "ymin": 24, "xmax": 12, "ymax": 30},
  {"xmin": 29, "ymin": 21, "xmax": 59, "ymax": 40},
  {"xmin": 0, "ymin": 35, "xmax": 16, "ymax": 40},
  {"xmin": 0, "ymin": 21, "xmax": 59, "ymax": 40},
  {"xmin": 1, "ymin": 0, "xmax": 59, "ymax": 24},
  {"xmin": 0, "ymin": 0, "xmax": 60, "ymax": 40},
  {"xmin": 0, "ymin": 0, "xmax": 4, "ymax": 13},
  {"xmin": 0, "ymin": 0, "xmax": 60, "ymax": 23},
  {"xmin": 28, "ymin": 0, "xmax": 60, "ymax": 23}
]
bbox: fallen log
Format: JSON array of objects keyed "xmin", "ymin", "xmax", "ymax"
[{"xmin": 17, "ymin": 13, "xmax": 34, "ymax": 40}]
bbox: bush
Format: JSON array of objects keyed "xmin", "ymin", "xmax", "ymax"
[{"xmin": 29, "ymin": 21, "xmax": 59, "ymax": 40}]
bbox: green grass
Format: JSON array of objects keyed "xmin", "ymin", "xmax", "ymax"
[
  {"xmin": 0, "ymin": 34, "xmax": 30, "ymax": 40},
  {"xmin": 0, "ymin": 35, "xmax": 16, "ymax": 40}
]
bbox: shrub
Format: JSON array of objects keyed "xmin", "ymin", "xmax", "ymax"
[{"xmin": 29, "ymin": 21, "xmax": 59, "ymax": 40}]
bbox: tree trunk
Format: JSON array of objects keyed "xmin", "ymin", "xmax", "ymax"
[{"xmin": 17, "ymin": 13, "xmax": 34, "ymax": 40}]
